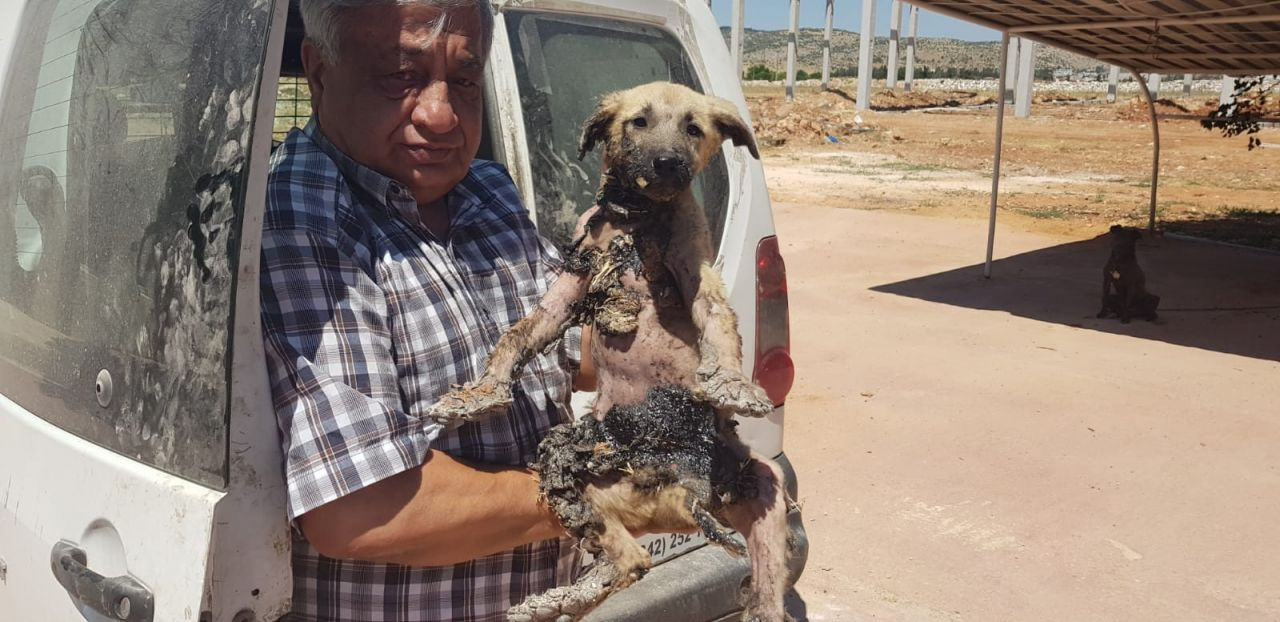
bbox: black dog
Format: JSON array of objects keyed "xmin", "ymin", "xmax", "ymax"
[{"xmin": 1097, "ymin": 225, "xmax": 1159, "ymax": 323}]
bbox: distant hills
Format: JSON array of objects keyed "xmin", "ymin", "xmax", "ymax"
[{"xmin": 723, "ymin": 27, "xmax": 1104, "ymax": 76}]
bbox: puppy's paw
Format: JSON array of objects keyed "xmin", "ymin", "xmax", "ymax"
[
  {"xmin": 429, "ymin": 379, "xmax": 513, "ymax": 426},
  {"xmin": 697, "ymin": 366, "xmax": 775, "ymax": 417}
]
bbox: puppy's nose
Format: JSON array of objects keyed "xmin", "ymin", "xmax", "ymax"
[{"xmin": 653, "ymin": 156, "xmax": 684, "ymax": 175}]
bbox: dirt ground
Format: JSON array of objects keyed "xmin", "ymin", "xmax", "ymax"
[
  {"xmin": 766, "ymin": 91, "xmax": 1280, "ymax": 620},
  {"xmin": 752, "ymin": 87, "xmax": 1280, "ymax": 249}
]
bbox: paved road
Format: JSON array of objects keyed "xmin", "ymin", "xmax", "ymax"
[{"xmin": 776, "ymin": 204, "xmax": 1280, "ymax": 621}]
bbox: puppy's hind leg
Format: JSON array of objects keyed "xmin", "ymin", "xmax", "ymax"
[{"xmin": 718, "ymin": 453, "xmax": 791, "ymax": 622}]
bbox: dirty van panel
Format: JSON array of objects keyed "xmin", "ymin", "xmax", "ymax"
[
  {"xmin": 504, "ymin": 11, "xmax": 730, "ymax": 252},
  {"xmin": 0, "ymin": 0, "xmax": 273, "ymax": 489}
]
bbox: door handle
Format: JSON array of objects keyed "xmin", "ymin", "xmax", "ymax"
[{"xmin": 50, "ymin": 540, "xmax": 154, "ymax": 622}]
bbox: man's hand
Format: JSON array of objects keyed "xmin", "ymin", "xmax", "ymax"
[{"xmin": 299, "ymin": 450, "xmax": 565, "ymax": 567}]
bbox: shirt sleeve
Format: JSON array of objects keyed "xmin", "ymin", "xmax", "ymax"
[{"xmin": 260, "ymin": 226, "xmax": 440, "ymax": 521}]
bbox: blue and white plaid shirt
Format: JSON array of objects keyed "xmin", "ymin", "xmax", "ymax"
[{"xmin": 261, "ymin": 121, "xmax": 579, "ymax": 621}]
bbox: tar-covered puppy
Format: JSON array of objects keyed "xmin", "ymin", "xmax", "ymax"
[
  {"xmin": 1097, "ymin": 224, "xmax": 1160, "ymax": 323},
  {"xmin": 430, "ymin": 82, "xmax": 792, "ymax": 622}
]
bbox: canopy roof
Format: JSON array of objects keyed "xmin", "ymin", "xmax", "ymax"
[{"xmin": 911, "ymin": 0, "xmax": 1280, "ymax": 75}]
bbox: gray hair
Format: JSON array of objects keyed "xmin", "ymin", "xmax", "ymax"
[{"xmin": 299, "ymin": 0, "xmax": 494, "ymax": 63}]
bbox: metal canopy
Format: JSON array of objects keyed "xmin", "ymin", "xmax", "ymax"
[{"xmin": 910, "ymin": 0, "xmax": 1280, "ymax": 75}]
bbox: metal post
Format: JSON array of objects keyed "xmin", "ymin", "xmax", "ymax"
[
  {"xmin": 856, "ymin": 0, "xmax": 876, "ymax": 110},
  {"xmin": 1004, "ymin": 37, "xmax": 1020, "ymax": 103},
  {"xmin": 984, "ymin": 32, "xmax": 1011, "ymax": 279},
  {"xmin": 786, "ymin": 0, "xmax": 800, "ymax": 101},
  {"xmin": 1107, "ymin": 65, "xmax": 1119, "ymax": 103},
  {"xmin": 1015, "ymin": 38, "xmax": 1035, "ymax": 117},
  {"xmin": 1220, "ymin": 74, "xmax": 1234, "ymax": 106},
  {"xmin": 731, "ymin": 0, "xmax": 744, "ymax": 80},
  {"xmin": 1149, "ymin": 72, "xmax": 1161, "ymax": 98},
  {"xmin": 905, "ymin": 5, "xmax": 918, "ymax": 92},
  {"xmin": 822, "ymin": 0, "xmax": 834, "ymax": 90},
  {"xmin": 1132, "ymin": 69, "xmax": 1161, "ymax": 232},
  {"xmin": 1183, "ymin": 73, "xmax": 1192, "ymax": 97},
  {"xmin": 887, "ymin": 0, "xmax": 902, "ymax": 91}
]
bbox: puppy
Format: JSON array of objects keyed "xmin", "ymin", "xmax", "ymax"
[
  {"xmin": 1097, "ymin": 225, "xmax": 1160, "ymax": 323},
  {"xmin": 431, "ymin": 82, "xmax": 792, "ymax": 621}
]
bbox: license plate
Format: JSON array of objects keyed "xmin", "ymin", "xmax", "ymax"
[{"xmin": 637, "ymin": 531, "xmax": 706, "ymax": 564}]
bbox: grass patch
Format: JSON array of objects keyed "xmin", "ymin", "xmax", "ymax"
[
  {"xmin": 1163, "ymin": 206, "xmax": 1280, "ymax": 250},
  {"xmin": 1014, "ymin": 206, "xmax": 1071, "ymax": 220}
]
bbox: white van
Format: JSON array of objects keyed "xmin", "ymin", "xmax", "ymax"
[{"xmin": 0, "ymin": 0, "xmax": 806, "ymax": 620}]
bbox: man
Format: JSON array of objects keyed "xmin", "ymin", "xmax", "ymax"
[{"xmin": 259, "ymin": 1, "xmax": 583, "ymax": 619}]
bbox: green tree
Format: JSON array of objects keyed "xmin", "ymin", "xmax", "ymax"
[{"xmin": 744, "ymin": 64, "xmax": 775, "ymax": 81}]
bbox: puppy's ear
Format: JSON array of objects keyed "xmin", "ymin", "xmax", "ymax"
[
  {"xmin": 1110, "ymin": 224, "xmax": 1122, "ymax": 233},
  {"xmin": 578, "ymin": 93, "xmax": 620, "ymax": 160},
  {"xmin": 706, "ymin": 95, "xmax": 760, "ymax": 160}
]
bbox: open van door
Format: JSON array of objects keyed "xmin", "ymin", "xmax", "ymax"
[{"xmin": 0, "ymin": 0, "xmax": 291, "ymax": 620}]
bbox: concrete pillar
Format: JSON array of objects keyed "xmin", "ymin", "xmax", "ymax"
[
  {"xmin": 1015, "ymin": 38, "xmax": 1035, "ymax": 118},
  {"xmin": 905, "ymin": 5, "xmax": 918, "ymax": 92},
  {"xmin": 1148, "ymin": 73, "xmax": 1161, "ymax": 98},
  {"xmin": 731, "ymin": 0, "xmax": 744, "ymax": 79},
  {"xmin": 1219, "ymin": 74, "xmax": 1233, "ymax": 106},
  {"xmin": 856, "ymin": 0, "xmax": 876, "ymax": 110},
  {"xmin": 1004, "ymin": 37, "xmax": 1020, "ymax": 103},
  {"xmin": 821, "ymin": 0, "xmax": 834, "ymax": 90},
  {"xmin": 1107, "ymin": 65, "xmax": 1120, "ymax": 103},
  {"xmin": 786, "ymin": 0, "xmax": 799, "ymax": 101},
  {"xmin": 1183, "ymin": 73, "xmax": 1192, "ymax": 97},
  {"xmin": 887, "ymin": 0, "xmax": 902, "ymax": 90}
]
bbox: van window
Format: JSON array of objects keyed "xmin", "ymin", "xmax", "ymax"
[
  {"xmin": 0, "ymin": 0, "xmax": 271, "ymax": 489},
  {"xmin": 504, "ymin": 11, "xmax": 731, "ymax": 252}
]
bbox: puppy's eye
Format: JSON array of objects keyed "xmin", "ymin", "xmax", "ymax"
[
  {"xmin": 631, "ymin": 117, "xmax": 648, "ymax": 128},
  {"xmin": 686, "ymin": 124, "xmax": 703, "ymax": 138}
]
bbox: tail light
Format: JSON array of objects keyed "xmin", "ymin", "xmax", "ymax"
[{"xmin": 752, "ymin": 236, "xmax": 794, "ymax": 407}]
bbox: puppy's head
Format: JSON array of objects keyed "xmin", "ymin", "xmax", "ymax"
[
  {"xmin": 578, "ymin": 82, "xmax": 759, "ymax": 202},
  {"xmin": 1109, "ymin": 224, "xmax": 1141, "ymax": 253}
]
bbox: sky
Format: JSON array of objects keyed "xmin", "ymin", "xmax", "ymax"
[{"xmin": 709, "ymin": 0, "xmax": 1001, "ymax": 42}]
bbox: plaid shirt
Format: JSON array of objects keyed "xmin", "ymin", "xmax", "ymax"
[{"xmin": 261, "ymin": 121, "xmax": 579, "ymax": 621}]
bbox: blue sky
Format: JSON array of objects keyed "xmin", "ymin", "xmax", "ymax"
[{"xmin": 709, "ymin": 0, "xmax": 1000, "ymax": 42}]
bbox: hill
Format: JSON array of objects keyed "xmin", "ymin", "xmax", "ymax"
[{"xmin": 725, "ymin": 27, "xmax": 1104, "ymax": 77}]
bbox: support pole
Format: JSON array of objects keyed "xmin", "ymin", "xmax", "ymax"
[
  {"xmin": 856, "ymin": 0, "xmax": 876, "ymax": 111},
  {"xmin": 1107, "ymin": 65, "xmax": 1119, "ymax": 103},
  {"xmin": 984, "ymin": 32, "xmax": 1011, "ymax": 279},
  {"xmin": 731, "ymin": 0, "xmax": 744, "ymax": 81},
  {"xmin": 1131, "ymin": 69, "xmax": 1161, "ymax": 232},
  {"xmin": 822, "ymin": 0, "xmax": 834, "ymax": 90},
  {"xmin": 1183, "ymin": 73, "xmax": 1192, "ymax": 97},
  {"xmin": 1004, "ymin": 37, "xmax": 1020, "ymax": 103},
  {"xmin": 1149, "ymin": 72, "xmax": 1161, "ymax": 98},
  {"xmin": 1220, "ymin": 74, "xmax": 1234, "ymax": 106},
  {"xmin": 1015, "ymin": 38, "xmax": 1035, "ymax": 118},
  {"xmin": 887, "ymin": 0, "xmax": 902, "ymax": 91},
  {"xmin": 786, "ymin": 0, "xmax": 800, "ymax": 101},
  {"xmin": 905, "ymin": 5, "xmax": 918, "ymax": 92}
]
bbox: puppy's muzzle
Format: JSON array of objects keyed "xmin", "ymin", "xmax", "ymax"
[{"xmin": 647, "ymin": 154, "xmax": 693, "ymax": 189}]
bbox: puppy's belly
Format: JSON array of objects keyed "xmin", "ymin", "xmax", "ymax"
[{"xmin": 592, "ymin": 310, "xmax": 701, "ymax": 416}]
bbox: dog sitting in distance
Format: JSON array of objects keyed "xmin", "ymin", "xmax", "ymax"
[{"xmin": 1097, "ymin": 224, "xmax": 1160, "ymax": 323}]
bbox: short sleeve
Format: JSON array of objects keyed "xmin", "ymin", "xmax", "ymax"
[{"xmin": 260, "ymin": 226, "xmax": 440, "ymax": 521}]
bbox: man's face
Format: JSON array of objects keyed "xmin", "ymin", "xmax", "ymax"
[{"xmin": 302, "ymin": 4, "xmax": 485, "ymax": 206}]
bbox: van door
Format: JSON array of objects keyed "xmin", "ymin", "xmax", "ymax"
[{"xmin": 0, "ymin": 0, "xmax": 277, "ymax": 619}]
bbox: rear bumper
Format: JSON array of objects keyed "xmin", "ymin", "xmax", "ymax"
[{"xmin": 583, "ymin": 453, "xmax": 809, "ymax": 622}]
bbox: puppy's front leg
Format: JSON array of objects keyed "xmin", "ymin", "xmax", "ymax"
[
  {"xmin": 667, "ymin": 202, "xmax": 773, "ymax": 418},
  {"xmin": 1097, "ymin": 267, "xmax": 1113, "ymax": 318},
  {"xmin": 430, "ymin": 270, "xmax": 589, "ymax": 425}
]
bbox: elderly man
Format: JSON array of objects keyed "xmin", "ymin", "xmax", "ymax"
[{"xmin": 259, "ymin": 1, "xmax": 583, "ymax": 619}]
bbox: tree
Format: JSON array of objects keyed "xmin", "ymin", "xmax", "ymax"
[
  {"xmin": 744, "ymin": 64, "xmax": 777, "ymax": 81},
  {"xmin": 1201, "ymin": 77, "xmax": 1274, "ymax": 150}
]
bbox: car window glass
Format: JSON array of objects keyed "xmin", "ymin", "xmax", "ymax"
[
  {"xmin": 504, "ymin": 11, "xmax": 730, "ymax": 252},
  {"xmin": 0, "ymin": 0, "xmax": 271, "ymax": 489}
]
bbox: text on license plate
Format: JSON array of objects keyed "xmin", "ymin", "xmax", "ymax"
[{"xmin": 637, "ymin": 531, "xmax": 706, "ymax": 564}]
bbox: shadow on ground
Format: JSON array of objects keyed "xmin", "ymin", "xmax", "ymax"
[{"xmin": 872, "ymin": 231, "xmax": 1280, "ymax": 362}]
